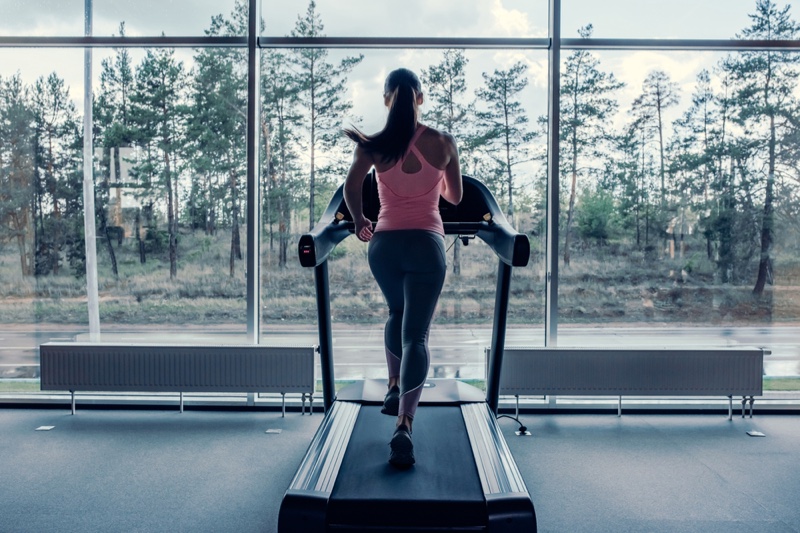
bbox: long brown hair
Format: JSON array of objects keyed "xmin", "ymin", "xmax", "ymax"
[{"xmin": 344, "ymin": 68, "xmax": 421, "ymax": 163}]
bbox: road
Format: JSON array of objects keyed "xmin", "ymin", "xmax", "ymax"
[{"xmin": 1, "ymin": 324, "xmax": 798, "ymax": 379}]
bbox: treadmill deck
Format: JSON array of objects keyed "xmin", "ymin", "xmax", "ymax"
[{"xmin": 329, "ymin": 405, "xmax": 486, "ymax": 529}]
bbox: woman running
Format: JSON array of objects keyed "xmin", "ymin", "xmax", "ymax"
[{"xmin": 343, "ymin": 68, "xmax": 463, "ymax": 468}]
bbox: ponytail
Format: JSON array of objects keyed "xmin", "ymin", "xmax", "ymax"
[{"xmin": 344, "ymin": 68, "xmax": 421, "ymax": 163}]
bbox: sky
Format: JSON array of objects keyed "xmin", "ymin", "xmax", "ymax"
[{"xmin": 0, "ymin": 1, "xmax": 791, "ymax": 137}]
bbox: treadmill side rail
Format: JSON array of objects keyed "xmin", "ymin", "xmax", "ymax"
[
  {"xmin": 277, "ymin": 489, "xmax": 328, "ymax": 533},
  {"xmin": 278, "ymin": 401, "xmax": 361, "ymax": 533},
  {"xmin": 462, "ymin": 402, "xmax": 537, "ymax": 532}
]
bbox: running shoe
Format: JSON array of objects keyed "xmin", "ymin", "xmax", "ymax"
[
  {"xmin": 381, "ymin": 385, "xmax": 400, "ymax": 416},
  {"xmin": 389, "ymin": 424, "xmax": 415, "ymax": 467}
]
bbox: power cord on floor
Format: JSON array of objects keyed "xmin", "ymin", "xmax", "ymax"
[{"xmin": 496, "ymin": 414, "xmax": 530, "ymax": 435}]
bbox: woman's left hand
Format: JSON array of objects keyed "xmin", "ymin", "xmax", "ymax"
[{"xmin": 355, "ymin": 215, "xmax": 373, "ymax": 242}]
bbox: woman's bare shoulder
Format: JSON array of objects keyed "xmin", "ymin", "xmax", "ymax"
[
  {"xmin": 417, "ymin": 125, "xmax": 457, "ymax": 168},
  {"xmin": 420, "ymin": 125, "xmax": 457, "ymax": 150}
]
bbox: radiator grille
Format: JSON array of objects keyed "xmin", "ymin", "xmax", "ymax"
[
  {"xmin": 40, "ymin": 343, "xmax": 315, "ymax": 393},
  {"xmin": 499, "ymin": 347, "xmax": 763, "ymax": 396}
]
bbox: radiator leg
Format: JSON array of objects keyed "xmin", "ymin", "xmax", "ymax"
[
  {"xmin": 515, "ymin": 395, "xmax": 519, "ymax": 419},
  {"xmin": 301, "ymin": 393, "xmax": 306, "ymax": 416},
  {"xmin": 309, "ymin": 395, "xmax": 314, "ymax": 415},
  {"xmin": 727, "ymin": 395, "xmax": 733, "ymax": 421},
  {"xmin": 71, "ymin": 390, "xmax": 76, "ymax": 415},
  {"xmin": 618, "ymin": 396, "xmax": 622, "ymax": 417},
  {"xmin": 281, "ymin": 393, "xmax": 286, "ymax": 418},
  {"xmin": 180, "ymin": 392, "xmax": 184, "ymax": 413},
  {"xmin": 741, "ymin": 397, "xmax": 747, "ymax": 418},
  {"xmin": 749, "ymin": 396, "xmax": 755, "ymax": 418}
]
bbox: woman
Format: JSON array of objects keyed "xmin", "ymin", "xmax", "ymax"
[{"xmin": 343, "ymin": 68, "xmax": 462, "ymax": 468}]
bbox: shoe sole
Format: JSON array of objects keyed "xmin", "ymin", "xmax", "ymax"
[
  {"xmin": 389, "ymin": 431, "xmax": 415, "ymax": 467},
  {"xmin": 381, "ymin": 397, "xmax": 399, "ymax": 416}
]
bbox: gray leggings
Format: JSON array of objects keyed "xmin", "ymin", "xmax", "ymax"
[{"xmin": 368, "ymin": 230, "xmax": 446, "ymax": 420}]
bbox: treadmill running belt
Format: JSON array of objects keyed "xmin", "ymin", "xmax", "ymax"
[{"xmin": 328, "ymin": 405, "xmax": 487, "ymax": 530}]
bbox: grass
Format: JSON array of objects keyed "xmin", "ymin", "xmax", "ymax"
[
  {"xmin": 0, "ymin": 228, "xmax": 798, "ymax": 326},
  {"xmin": 763, "ymin": 377, "xmax": 800, "ymax": 391},
  {"xmin": 0, "ymin": 380, "xmax": 41, "ymax": 393}
]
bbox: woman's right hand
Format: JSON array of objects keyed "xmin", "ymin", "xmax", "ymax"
[{"xmin": 355, "ymin": 215, "xmax": 374, "ymax": 242}]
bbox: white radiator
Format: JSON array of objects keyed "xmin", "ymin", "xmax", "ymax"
[
  {"xmin": 499, "ymin": 347, "xmax": 763, "ymax": 397},
  {"xmin": 40, "ymin": 343, "xmax": 315, "ymax": 394}
]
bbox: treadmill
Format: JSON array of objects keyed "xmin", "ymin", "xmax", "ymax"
[{"xmin": 279, "ymin": 172, "xmax": 537, "ymax": 533}]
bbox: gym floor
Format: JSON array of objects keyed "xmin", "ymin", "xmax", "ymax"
[{"xmin": 1, "ymin": 407, "xmax": 798, "ymax": 532}]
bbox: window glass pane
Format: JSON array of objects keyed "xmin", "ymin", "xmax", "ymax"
[
  {"xmin": 94, "ymin": 1, "xmax": 242, "ymax": 37},
  {"xmin": 556, "ymin": 46, "xmax": 800, "ymax": 388},
  {"xmin": 260, "ymin": 0, "xmax": 548, "ymax": 38},
  {"xmin": 0, "ymin": 0, "xmax": 84, "ymax": 36},
  {"xmin": 0, "ymin": 1, "xmax": 241, "ymax": 37},
  {"xmin": 563, "ymin": 0, "xmax": 756, "ymax": 40},
  {"xmin": 91, "ymin": 46, "xmax": 249, "ymax": 342},
  {"xmin": 260, "ymin": 47, "xmax": 547, "ymax": 386},
  {"xmin": 0, "ymin": 43, "xmax": 251, "ymax": 396},
  {"xmin": 1, "ymin": 49, "xmax": 85, "ymax": 389}
]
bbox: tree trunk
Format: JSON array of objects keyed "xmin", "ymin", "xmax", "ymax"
[
  {"xmin": 261, "ymin": 119, "xmax": 274, "ymax": 253},
  {"xmin": 164, "ymin": 148, "xmax": 177, "ymax": 280},
  {"xmin": 753, "ymin": 114, "xmax": 776, "ymax": 295},
  {"xmin": 505, "ymin": 135, "xmax": 514, "ymax": 225},
  {"xmin": 103, "ymin": 147, "xmax": 119, "ymax": 278},
  {"xmin": 229, "ymin": 168, "xmax": 241, "ymax": 278},
  {"xmin": 564, "ymin": 129, "xmax": 579, "ymax": 266},
  {"xmin": 308, "ymin": 68, "xmax": 317, "ymax": 231},
  {"xmin": 718, "ymin": 156, "xmax": 735, "ymax": 284},
  {"xmin": 135, "ymin": 208, "xmax": 146, "ymax": 264},
  {"xmin": 657, "ymin": 98, "xmax": 667, "ymax": 257},
  {"xmin": 15, "ymin": 209, "xmax": 33, "ymax": 276}
]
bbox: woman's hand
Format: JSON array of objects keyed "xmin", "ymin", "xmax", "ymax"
[
  {"xmin": 355, "ymin": 215, "xmax": 374, "ymax": 242},
  {"xmin": 344, "ymin": 144, "xmax": 375, "ymax": 242}
]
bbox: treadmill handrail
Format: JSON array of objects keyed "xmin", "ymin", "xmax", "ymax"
[
  {"xmin": 298, "ymin": 186, "xmax": 352, "ymax": 268},
  {"xmin": 297, "ymin": 175, "xmax": 530, "ymax": 268}
]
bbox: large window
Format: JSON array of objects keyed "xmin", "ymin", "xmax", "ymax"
[
  {"xmin": 555, "ymin": 4, "xmax": 800, "ymax": 393},
  {"xmin": 259, "ymin": 40, "xmax": 548, "ymax": 383}
]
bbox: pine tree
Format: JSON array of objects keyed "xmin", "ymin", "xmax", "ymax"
[
  {"xmin": 288, "ymin": 0, "xmax": 363, "ymax": 230},
  {"xmin": 30, "ymin": 72, "xmax": 80, "ymax": 276},
  {"xmin": 722, "ymin": 0, "xmax": 800, "ymax": 295},
  {"xmin": 189, "ymin": 9, "xmax": 248, "ymax": 278},
  {"xmin": 0, "ymin": 74, "xmax": 35, "ymax": 276},
  {"xmin": 474, "ymin": 61, "xmax": 535, "ymax": 225},
  {"xmin": 95, "ymin": 22, "xmax": 136, "ymax": 275},
  {"xmin": 669, "ymin": 69, "xmax": 719, "ymax": 260},
  {"xmin": 422, "ymin": 49, "xmax": 471, "ymax": 275},
  {"xmin": 263, "ymin": 49, "xmax": 302, "ymax": 269},
  {"xmin": 560, "ymin": 25, "xmax": 624, "ymax": 266},
  {"xmin": 631, "ymin": 70, "xmax": 680, "ymax": 257},
  {"xmin": 129, "ymin": 48, "xmax": 188, "ymax": 280},
  {"xmin": 612, "ymin": 124, "xmax": 645, "ymax": 247},
  {"xmin": 423, "ymin": 49, "xmax": 470, "ymax": 136}
]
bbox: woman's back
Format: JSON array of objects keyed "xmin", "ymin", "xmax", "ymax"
[
  {"xmin": 374, "ymin": 125, "xmax": 446, "ymax": 234},
  {"xmin": 372, "ymin": 126, "xmax": 452, "ymax": 175}
]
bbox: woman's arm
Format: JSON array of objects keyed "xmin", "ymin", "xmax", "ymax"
[
  {"xmin": 440, "ymin": 133, "xmax": 463, "ymax": 205},
  {"xmin": 343, "ymin": 144, "xmax": 375, "ymax": 242}
]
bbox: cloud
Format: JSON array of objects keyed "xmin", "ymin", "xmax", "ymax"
[
  {"xmin": 608, "ymin": 50, "xmax": 712, "ymax": 109},
  {"xmin": 489, "ymin": 0, "xmax": 534, "ymax": 37}
]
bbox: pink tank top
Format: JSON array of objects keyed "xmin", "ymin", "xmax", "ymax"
[{"xmin": 374, "ymin": 125, "xmax": 445, "ymax": 235}]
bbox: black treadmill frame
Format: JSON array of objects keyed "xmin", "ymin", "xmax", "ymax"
[{"xmin": 281, "ymin": 173, "xmax": 536, "ymax": 532}]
